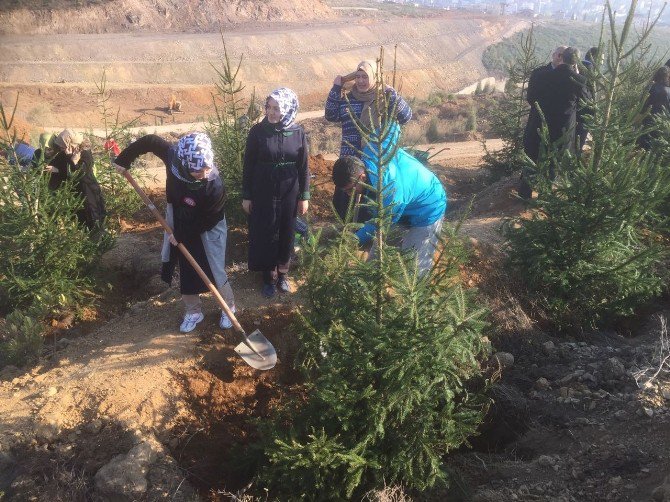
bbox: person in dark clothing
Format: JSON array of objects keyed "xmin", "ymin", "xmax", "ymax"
[
  {"xmin": 520, "ymin": 46, "xmax": 566, "ymax": 198},
  {"xmin": 114, "ymin": 132, "xmax": 237, "ymax": 334},
  {"xmin": 242, "ymin": 87, "xmax": 310, "ymax": 298},
  {"xmin": 521, "ymin": 47, "xmax": 589, "ymax": 194},
  {"xmin": 638, "ymin": 66, "xmax": 670, "ymax": 150},
  {"xmin": 537, "ymin": 47, "xmax": 589, "ymax": 153},
  {"xmin": 32, "ymin": 130, "xmax": 106, "ymax": 232},
  {"xmin": 325, "ymin": 60, "xmax": 412, "ymax": 221}
]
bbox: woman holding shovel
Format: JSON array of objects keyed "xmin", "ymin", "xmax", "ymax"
[
  {"xmin": 242, "ymin": 87, "xmax": 310, "ymax": 298},
  {"xmin": 114, "ymin": 132, "xmax": 236, "ymax": 334}
]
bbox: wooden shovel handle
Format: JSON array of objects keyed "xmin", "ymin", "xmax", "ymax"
[{"xmin": 120, "ymin": 168, "xmax": 246, "ymax": 335}]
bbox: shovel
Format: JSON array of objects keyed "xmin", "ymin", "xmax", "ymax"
[{"xmin": 118, "ymin": 167, "xmax": 277, "ymax": 371}]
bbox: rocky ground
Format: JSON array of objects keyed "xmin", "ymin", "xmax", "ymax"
[{"xmin": 455, "ymin": 313, "xmax": 670, "ymax": 502}]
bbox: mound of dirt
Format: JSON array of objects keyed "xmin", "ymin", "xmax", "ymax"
[{"xmin": 0, "ymin": 0, "xmax": 335, "ymax": 35}]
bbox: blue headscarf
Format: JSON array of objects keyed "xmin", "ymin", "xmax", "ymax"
[{"xmin": 267, "ymin": 87, "xmax": 299, "ymax": 130}]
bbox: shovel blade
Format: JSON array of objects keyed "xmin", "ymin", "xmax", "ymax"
[{"xmin": 234, "ymin": 329, "xmax": 277, "ymax": 371}]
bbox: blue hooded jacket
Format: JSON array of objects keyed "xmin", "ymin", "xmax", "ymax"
[{"xmin": 355, "ymin": 127, "xmax": 447, "ymax": 245}]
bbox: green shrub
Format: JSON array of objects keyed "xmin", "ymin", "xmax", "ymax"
[
  {"xmin": 208, "ymin": 37, "xmax": 260, "ymax": 222},
  {"xmin": 505, "ymin": 5, "xmax": 670, "ymax": 332},
  {"xmin": 258, "ymin": 225, "xmax": 489, "ymax": 498},
  {"xmin": 425, "ymin": 117, "xmax": 441, "ymax": 143},
  {"xmin": 0, "ymin": 100, "xmax": 100, "ymax": 313},
  {"xmin": 482, "ymin": 25, "xmax": 539, "ymax": 178},
  {"xmin": 465, "ymin": 104, "xmax": 477, "ymax": 132},
  {"xmin": 0, "ymin": 308, "xmax": 45, "ymax": 367},
  {"xmin": 94, "ymin": 69, "xmax": 148, "ymax": 234},
  {"xmin": 256, "ymin": 58, "xmax": 488, "ymax": 498}
]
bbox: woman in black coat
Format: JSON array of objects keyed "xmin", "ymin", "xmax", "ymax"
[
  {"xmin": 33, "ymin": 130, "xmax": 106, "ymax": 232},
  {"xmin": 242, "ymin": 87, "xmax": 310, "ymax": 298}
]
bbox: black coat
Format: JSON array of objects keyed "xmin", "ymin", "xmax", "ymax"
[
  {"xmin": 32, "ymin": 148, "xmax": 106, "ymax": 229},
  {"xmin": 638, "ymin": 83, "xmax": 670, "ymax": 150},
  {"xmin": 243, "ymin": 119, "xmax": 309, "ymax": 272},
  {"xmin": 524, "ymin": 64, "xmax": 589, "ymax": 158},
  {"xmin": 115, "ymin": 134, "xmax": 226, "ymax": 294},
  {"xmin": 523, "ymin": 63, "xmax": 553, "ymax": 161}
]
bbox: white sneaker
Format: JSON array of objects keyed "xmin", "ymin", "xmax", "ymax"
[
  {"xmin": 180, "ymin": 312, "xmax": 204, "ymax": 333},
  {"xmin": 219, "ymin": 307, "xmax": 235, "ymax": 330}
]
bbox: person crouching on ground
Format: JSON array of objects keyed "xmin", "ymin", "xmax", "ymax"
[
  {"xmin": 242, "ymin": 87, "xmax": 310, "ymax": 298},
  {"xmin": 332, "ymin": 127, "xmax": 447, "ymax": 276},
  {"xmin": 114, "ymin": 132, "xmax": 237, "ymax": 333}
]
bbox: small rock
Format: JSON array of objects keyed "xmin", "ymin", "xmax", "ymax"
[
  {"xmin": 602, "ymin": 357, "xmax": 626, "ymax": 380},
  {"xmin": 493, "ymin": 352, "xmax": 514, "ymax": 369},
  {"xmin": 652, "ymin": 474, "xmax": 670, "ymax": 501},
  {"xmin": 67, "ymin": 432, "xmax": 78, "ymax": 443},
  {"xmin": 643, "ymin": 407, "xmax": 654, "ymax": 418},
  {"xmin": 535, "ymin": 377, "xmax": 551, "ymax": 391},
  {"xmin": 86, "ymin": 419, "xmax": 103, "ymax": 434},
  {"xmin": 55, "ymin": 337, "xmax": 70, "ymax": 349},
  {"xmin": 537, "ymin": 455, "xmax": 555, "ymax": 467},
  {"xmin": 662, "ymin": 388, "xmax": 670, "ymax": 401},
  {"xmin": 542, "ymin": 341, "xmax": 555, "ymax": 353},
  {"xmin": 94, "ymin": 442, "xmax": 158, "ymax": 500},
  {"xmin": 580, "ymin": 372, "xmax": 597, "ymax": 383},
  {"xmin": 614, "ymin": 410, "xmax": 627, "ymax": 421},
  {"xmin": 610, "ymin": 476, "xmax": 622, "ymax": 485},
  {"xmin": 46, "ymin": 386, "xmax": 58, "ymax": 397},
  {"xmin": 35, "ymin": 422, "xmax": 60, "ymax": 443},
  {"xmin": 559, "ymin": 387, "xmax": 569, "ymax": 398},
  {"xmin": 168, "ymin": 438, "xmax": 179, "ymax": 450}
]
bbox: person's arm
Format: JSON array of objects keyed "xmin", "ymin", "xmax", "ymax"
[
  {"xmin": 386, "ymin": 86, "xmax": 412, "ymax": 124},
  {"xmin": 297, "ymin": 129, "xmax": 310, "ymax": 202},
  {"xmin": 527, "ymin": 68, "xmax": 541, "ymax": 105},
  {"xmin": 354, "ymin": 187, "xmax": 406, "ymax": 245},
  {"xmin": 114, "ymin": 135, "xmax": 171, "ymax": 170},
  {"xmin": 325, "ymin": 80, "xmax": 345, "ymax": 123}
]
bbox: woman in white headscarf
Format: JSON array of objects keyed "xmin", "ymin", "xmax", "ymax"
[{"xmin": 242, "ymin": 87, "xmax": 310, "ymax": 298}]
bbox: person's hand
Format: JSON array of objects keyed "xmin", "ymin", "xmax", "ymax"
[
  {"xmin": 297, "ymin": 200, "xmax": 309, "ymax": 215},
  {"xmin": 113, "ymin": 163, "xmax": 127, "ymax": 175},
  {"xmin": 44, "ymin": 165, "xmax": 59, "ymax": 173},
  {"xmin": 242, "ymin": 199, "xmax": 252, "ymax": 215},
  {"xmin": 333, "ymin": 75, "xmax": 342, "ymax": 86},
  {"xmin": 168, "ymin": 233, "xmax": 178, "ymax": 246}
]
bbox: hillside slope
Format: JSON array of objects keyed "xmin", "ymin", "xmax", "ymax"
[{"xmin": 0, "ymin": 0, "xmax": 334, "ymax": 34}]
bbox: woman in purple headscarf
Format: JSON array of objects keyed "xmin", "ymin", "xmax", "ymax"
[
  {"xmin": 114, "ymin": 132, "xmax": 236, "ymax": 334},
  {"xmin": 242, "ymin": 87, "xmax": 310, "ymax": 298}
]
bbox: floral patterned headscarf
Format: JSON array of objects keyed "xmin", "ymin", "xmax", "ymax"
[{"xmin": 267, "ymin": 87, "xmax": 299, "ymax": 130}]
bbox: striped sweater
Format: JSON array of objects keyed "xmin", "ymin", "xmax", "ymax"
[{"xmin": 324, "ymin": 84, "xmax": 412, "ymax": 157}]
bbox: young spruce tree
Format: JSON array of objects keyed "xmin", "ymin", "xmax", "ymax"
[
  {"xmin": 482, "ymin": 25, "xmax": 539, "ymax": 178},
  {"xmin": 257, "ymin": 51, "xmax": 489, "ymax": 499},
  {"xmin": 505, "ymin": 1, "xmax": 670, "ymax": 332},
  {"xmin": 208, "ymin": 35, "xmax": 260, "ymax": 221}
]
